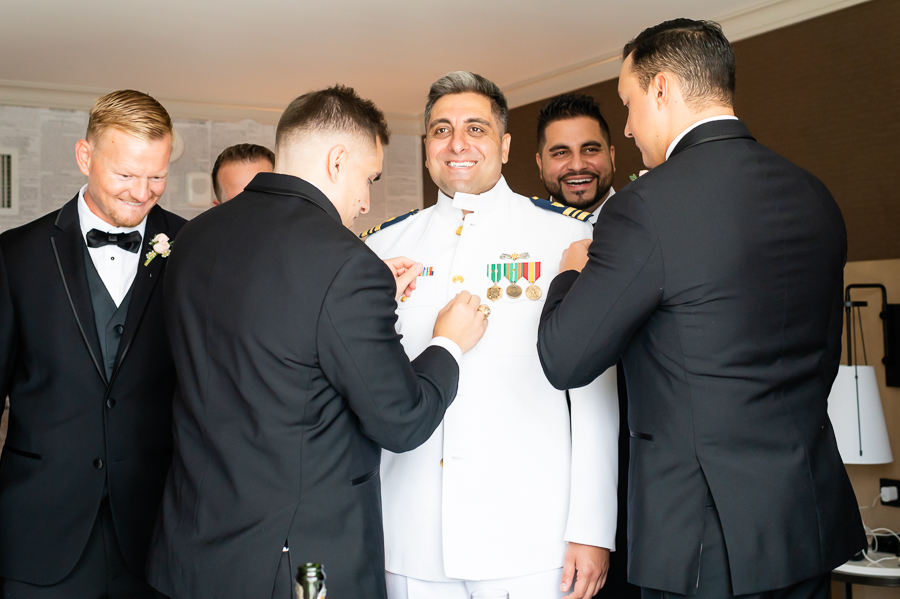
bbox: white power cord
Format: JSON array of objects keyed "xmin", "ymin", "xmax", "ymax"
[{"xmin": 858, "ymin": 490, "xmax": 900, "ymax": 567}]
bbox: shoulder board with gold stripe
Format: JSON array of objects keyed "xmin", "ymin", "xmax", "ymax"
[
  {"xmin": 359, "ymin": 209, "xmax": 420, "ymax": 239},
  {"xmin": 530, "ymin": 197, "xmax": 592, "ymax": 222}
]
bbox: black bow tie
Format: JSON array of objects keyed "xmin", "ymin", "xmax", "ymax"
[{"xmin": 86, "ymin": 229, "xmax": 143, "ymax": 254}]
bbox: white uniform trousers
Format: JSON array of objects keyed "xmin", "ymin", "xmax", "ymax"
[{"xmin": 385, "ymin": 568, "xmax": 564, "ymax": 599}]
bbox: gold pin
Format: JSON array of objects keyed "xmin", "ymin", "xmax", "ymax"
[
  {"xmin": 456, "ymin": 226, "xmax": 463, "ymax": 235},
  {"xmin": 400, "ymin": 296, "xmax": 408, "ymax": 302},
  {"xmin": 477, "ymin": 304, "xmax": 491, "ymax": 318},
  {"xmin": 452, "ymin": 275, "xmax": 464, "ymax": 284}
]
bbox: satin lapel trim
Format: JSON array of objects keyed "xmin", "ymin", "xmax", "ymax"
[
  {"xmin": 110, "ymin": 207, "xmax": 166, "ymax": 384},
  {"xmin": 669, "ymin": 121, "xmax": 756, "ymax": 160},
  {"xmin": 51, "ymin": 206, "xmax": 107, "ymax": 387},
  {"xmin": 244, "ymin": 172, "xmax": 342, "ymax": 223},
  {"xmin": 674, "ymin": 133, "xmax": 755, "ymax": 155}
]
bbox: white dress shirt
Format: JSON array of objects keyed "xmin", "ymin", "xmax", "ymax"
[
  {"xmin": 588, "ymin": 187, "xmax": 615, "ymax": 225},
  {"xmin": 665, "ymin": 115, "xmax": 739, "ymax": 160},
  {"xmin": 77, "ymin": 184, "xmax": 147, "ymax": 307}
]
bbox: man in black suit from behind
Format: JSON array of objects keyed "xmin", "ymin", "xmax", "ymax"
[
  {"xmin": 146, "ymin": 85, "xmax": 488, "ymax": 599},
  {"xmin": 0, "ymin": 90, "xmax": 186, "ymax": 597},
  {"xmin": 538, "ymin": 19, "xmax": 865, "ymax": 599}
]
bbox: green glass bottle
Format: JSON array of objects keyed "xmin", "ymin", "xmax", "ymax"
[{"xmin": 294, "ymin": 563, "xmax": 326, "ymax": 599}]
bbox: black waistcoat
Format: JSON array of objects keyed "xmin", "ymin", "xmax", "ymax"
[{"xmin": 82, "ymin": 243, "xmax": 134, "ymax": 382}]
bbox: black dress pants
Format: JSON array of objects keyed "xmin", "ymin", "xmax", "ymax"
[
  {"xmin": 2, "ymin": 498, "xmax": 158, "ymax": 599},
  {"xmin": 640, "ymin": 503, "xmax": 829, "ymax": 599}
]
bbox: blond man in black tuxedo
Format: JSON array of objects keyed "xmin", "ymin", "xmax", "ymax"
[{"xmin": 0, "ymin": 90, "xmax": 186, "ymax": 597}]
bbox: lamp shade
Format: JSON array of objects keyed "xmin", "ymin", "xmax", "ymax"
[{"xmin": 827, "ymin": 365, "xmax": 893, "ymax": 464}]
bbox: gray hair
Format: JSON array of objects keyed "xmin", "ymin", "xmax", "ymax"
[{"xmin": 424, "ymin": 71, "xmax": 509, "ymax": 133}]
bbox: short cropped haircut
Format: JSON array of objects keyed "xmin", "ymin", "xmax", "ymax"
[
  {"xmin": 623, "ymin": 19, "xmax": 735, "ymax": 110},
  {"xmin": 276, "ymin": 85, "xmax": 389, "ymax": 151},
  {"xmin": 211, "ymin": 143, "xmax": 275, "ymax": 200},
  {"xmin": 86, "ymin": 89, "xmax": 173, "ymax": 144},
  {"xmin": 537, "ymin": 94, "xmax": 611, "ymax": 153},
  {"xmin": 424, "ymin": 71, "xmax": 509, "ymax": 134}
]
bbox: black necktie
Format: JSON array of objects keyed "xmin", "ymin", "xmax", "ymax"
[{"xmin": 86, "ymin": 229, "xmax": 142, "ymax": 254}]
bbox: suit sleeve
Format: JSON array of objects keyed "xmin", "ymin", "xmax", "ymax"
[
  {"xmin": 317, "ymin": 251, "xmax": 459, "ymax": 453},
  {"xmin": 565, "ymin": 366, "xmax": 619, "ymax": 549},
  {"xmin": 538, "ymin": 189, "xmax": 664, "ymax": 390},
  {"xmin": 0, "ymin": 239, "xmax": 16, "ymax": 404}
]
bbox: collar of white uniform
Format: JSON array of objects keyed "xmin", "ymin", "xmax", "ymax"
[{"xmin": 436, "ymin": 176, "xmax": 512, "ymax": 217}]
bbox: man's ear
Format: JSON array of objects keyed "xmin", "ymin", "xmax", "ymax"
[
  {"xmin": 535, "ymin": 151, "xmax": 543, "ymax": 173},
  {"xmin": 609, "ymin": 145, "xmax": 616, "ymax": 172},
  {"xmin": 75, "ymin": 139, "xmax": 92, "ymax": 177},
  {"xmin": 326, "ymin": 145, "xmax": 347, "ymax": 184},
  {"xmin": 652, "ymin": 72, "xmax": 671, "ymax": 110},
  {"xmin": 500, "ymin": 133, "xmax": 511, "ymax": 164}
]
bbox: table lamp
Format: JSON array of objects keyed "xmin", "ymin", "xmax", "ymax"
[
  {"xmin": 828, "ymin": 365, "xmax": 892, "ymax": 464},
  {"xmin": 826, "ymin": 284, "xmax": 893, "ymax": 464}
]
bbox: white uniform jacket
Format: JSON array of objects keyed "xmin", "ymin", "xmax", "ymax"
[{"xmin": 365, "ymin": 177, "xmax": 619, "ymax": 582}]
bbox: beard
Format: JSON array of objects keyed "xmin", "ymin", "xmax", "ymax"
[{"xmin": 543, "ymin": 168, "xmax": 614, "ymax": 211}]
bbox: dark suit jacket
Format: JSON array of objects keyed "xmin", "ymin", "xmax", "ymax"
[
  {"xmin": 538, "ymin": 120, "xmax": 865, "ymax": 595},
  {"xmin": 0, "ymin": 197, "xmax": 185, "ymax": 584},
  {"xmin": 146, "ymin": 173, "xmax": 459, "ymax": 599}
]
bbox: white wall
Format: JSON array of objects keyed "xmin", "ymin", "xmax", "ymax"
[{"xmin": 0, "ymin": 104, "xmax": 422, "ymax": 235}]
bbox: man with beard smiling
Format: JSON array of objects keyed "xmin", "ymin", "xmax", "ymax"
[
  {"xmin": 536, "ymin": 95, "xmax": 616, "ymax": 225},
  {"xmin": 364, "ymin": 72, "xmax": 619, "ymax": 599}
]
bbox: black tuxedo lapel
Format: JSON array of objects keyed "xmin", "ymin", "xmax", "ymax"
[
  {"xmin": 669, "ymin": 119, "xmax": 756, "ymax": 159},
  {"xmin": 111, "ymin": 205, "xmax": 168, "ymax": 383},
  {"xmin": 51, "ymin": 196, "xmax": 107, "ymax": 386}
]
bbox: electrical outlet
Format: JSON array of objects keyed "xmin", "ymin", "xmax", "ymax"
[{"xmin": 880, "ymin": 478, "xmax": 900, "ymax": 508}]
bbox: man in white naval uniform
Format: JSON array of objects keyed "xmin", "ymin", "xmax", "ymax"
[{"xmin": 364, "ymin": 72, "xmax": 619, "ymax": 599}]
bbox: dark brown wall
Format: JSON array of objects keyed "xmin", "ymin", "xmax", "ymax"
[{"xmin": 425, "ymin": 0, "xmax": 900, "ymax": 261}]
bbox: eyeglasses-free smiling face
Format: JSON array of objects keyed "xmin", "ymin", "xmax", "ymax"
[
  {"xmin": 424, "ymin": 92, "xmax": 511, "ymax": 198},
  {"xmin": 537, "ymin": 116, "xmax": 615, "ymax": 211},
  {"xmin": 76, "ymin": 128, "xmax": 171, "ymax": 228}
]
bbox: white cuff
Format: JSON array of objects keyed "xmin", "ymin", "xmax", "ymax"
[{"xmin": 429, "ymin": 336, "xmax": 463, "ymax": 366}]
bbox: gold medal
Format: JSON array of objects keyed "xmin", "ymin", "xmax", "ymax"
[
  {"xmin": 524, "ymin": 261, "xmax": 542, "ymax": 300},
  {"xmin": 486, "ymin": 263, "xmax": 504, "ymax": 301},
  {"xmin": 504, "ymin": 262, "xmax": 523, "ymax": 299}
]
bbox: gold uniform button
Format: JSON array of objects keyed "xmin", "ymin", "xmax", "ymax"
[
  {"xmin": 452, "ymin": 275, "xmax": 464, "ymax": 284},
  {"xmin": 400, "ymin": 296, "xmax": 408, "ymax": 302},
  {"xmin": 456, "ymin": 226, "xmax": 463, "ymax": 235},
  {"xmin": 440, "ymin": 459, "xmax": 443, "ymax": 468}
]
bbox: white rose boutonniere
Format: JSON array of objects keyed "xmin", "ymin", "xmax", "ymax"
[
  {"xmin": 628, "ymin": 169, "xmax": 650, "ymax": 182},
  {"xmin": 144, "ymin": 233, "xmax": 172, "ymax": 266}
]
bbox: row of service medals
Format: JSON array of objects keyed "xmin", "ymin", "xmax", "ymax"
[{"xmin": 487, "ymin": 253, "xmax": 542, "ymax": 301}]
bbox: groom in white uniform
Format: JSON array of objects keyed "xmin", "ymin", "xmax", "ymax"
[{"xmin": 364, "ymin": 72, "xmax": 619, "ymax": 599}]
